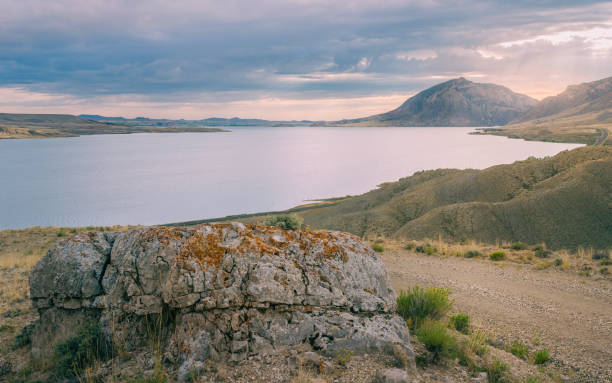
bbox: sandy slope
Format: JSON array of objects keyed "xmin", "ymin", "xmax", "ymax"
[{"xmin": 381, "ymin": 251, "xmax": 612, "ymax": 382}]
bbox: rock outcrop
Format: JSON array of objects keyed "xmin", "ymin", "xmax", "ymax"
[{"xmin": 29, "ymin": 224, "xmax": 413, "ymax": 379}]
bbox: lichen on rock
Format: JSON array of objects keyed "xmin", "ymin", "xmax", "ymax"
[{"xmin": 29, "ymin": 223, "xmax": 414, "ymax": 380}]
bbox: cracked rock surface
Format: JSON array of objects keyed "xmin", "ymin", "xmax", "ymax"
[{"xmin": 29, "ymin": 223, "xmax": 413, "ymax": 379}]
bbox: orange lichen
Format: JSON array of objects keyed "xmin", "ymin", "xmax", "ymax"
[{"xmin": 177, "ymin": 230, "xmax": 226, "ymax": 270}]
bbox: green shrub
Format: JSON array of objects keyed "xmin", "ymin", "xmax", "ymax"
[
  {"xmin": 56, "ymin": 230, "xmax": 65, "ymax": 237},
  {"xmin": 486, "ymin": 358, "xmax": 509, "ymax": 383},
  {"xmin": 417, "ymin": 320, "xmax": 456, "ymax": 363},
  {"xmin": 449, "ymin": 313, "xmax": 470, "ymax": 334},
  {"xmin": 601, "ymin": 267, "xmax": 610, "ymax": 275},
  {"xmin": 415, "ymin": 244, "xmax": 436, "ymax": 254},
  {"xmin": 553, "ymin": 258, "xmax": 563, "ymax": 267},
  {"xmin": 464, "ymin": 250, "xmax": 481, "ymax": 258},
  {"xmin": 52, "ymin": 322, "xmax": 112, "ymax": 376},
  {"xmin": 396, "ymin": 286, "xmax": 452, "ymax": 329},
  {"xmin": 592, "ymin": 252, "xmax": 610, "ymax": 260},
  {"xmin": 509, "ymin": 340, "xmax": 529, "ymax": 360},
  {"xmin": 489, "ymin": 251, "xmax": 506, "ymax": 261},
  {"xmin": 601, "ymin": 259, "xmax": 612, "ymax": 266},
  {"xmin": 533, "ymin": 349, "xmax": 550, "ymax": 364},
  {"xmin": 371, "ymin": 243, "xmax": 384, "ymax": 252},
  {"xmin": 511, "ymin": 242, "xmax": 528, "ymax": 250},
  {"xmin": 535, "ymin": 249, "xmax": 551, "ymax": 258},
  {"xmin": 13, "ymin": 322, "xmax": 34, "ymax": 349},
  {"xmin": 261, "ymin": 214, "xmax": 303, "ymax": 230}
]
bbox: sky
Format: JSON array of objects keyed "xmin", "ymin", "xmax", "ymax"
[{"xmin": 1, "ymin": 0, "xmax": 611, "ymax": 120}]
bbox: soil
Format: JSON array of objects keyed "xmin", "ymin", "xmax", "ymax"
[{"xmin": 381, "ymin": 250, "xmax": 612, "ymax": 382}]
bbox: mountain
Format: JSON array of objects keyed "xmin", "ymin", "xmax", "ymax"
[
  {"xmin": 296, "ymin": 146, "xmax": 611, "ymax": 249},
  {"xmin": 482, "ymin": 76, "xmax": 612, "ymax": 145},
  {"xmin": 0, "ymin": 113, "xmax": 226, "ymax": 139},
  {"xmin": 511, "ymin": 76, "xmax": 612, "ymax": 123},
  {"xmin": 328, "ymin": 78, "xmax": 538, "ymax": 127}
]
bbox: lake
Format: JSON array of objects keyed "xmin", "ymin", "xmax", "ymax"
[{"xmin": 0, "ymin": 127, "xmax": 582, "ymax": 229}]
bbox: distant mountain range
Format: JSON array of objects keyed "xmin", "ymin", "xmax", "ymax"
[
  {"xmin": 2, "ymin": 76, "xmax": 610, "ymax": 144},
  {"xmin": 0, "ymin": 113, "xmax": 226, "ymax": 139},
  {"xmin": 80, "ymin": 115, "xmax": 315, "ymax": 127},
  {"xmin": 487, "ymin": 76, "xmax": 611, "ymax": 145},
  {"xmin": 326, "ymin": 78, "xmax": 538, "ymax": 127}
]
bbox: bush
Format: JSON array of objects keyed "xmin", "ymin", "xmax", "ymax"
[
  {"xmin": 511, "ymin": 242, "xmax": 528, "ymax": 250},
  {"xmin": 13, "ymin": 323, "xmax": 35, "ymax": 349},
  {"xmin": 417, "ymin": 320, "xmax": 456, "ymax": 363},
  {"xmin": 486, "ymin": 358, "xmax": 509, "ymax": 383},
  {"xmin": 371, "ymin": 243, "xmax": 384, "ymax": 252},
  {"xmin": 601, "ymin": 259, "xmax": 612, "ymax": 266},
  {"xmin": 593, "ymin": 252, "xmax": 610, "ymax": 260},
  {"xmin": 464, "ymin": 250, "xmax": 481, "ymax": 258},
  {"xmin": 396, "ymin": 286, "xmax": 452, "ymax": 329},
  {"xmin": 449, "ymin": 313, "xmax": 470, "ymax": 334},
  {"xmin": 56, "ymin": 230, "xmax": 65, "ymax": 237},
  {"xmin": 489, "ymin": 251, "xmax": 506, "ymax": 261},
  {"xmin": 53, "ymin": 322, "xmax": 112, "ymax": 376},
  {"xmin": 535, "ymin": 249, "xmax": 551, "ymax": 258},
  {"xmin": 509, "ymin": 340, "xmax": 529, "ymax": 360},
  {"xmin": 415, "ymin": 244, "xmax": 436, "ymax": 255},
  {"xmin": 261, "ymin": 214, "xmax": 303, "ymax": 231},
  {"xmin": 533, "ymin": 349, "xmax": 550, "ymax": 364},
  {"xmin": 553, "ymin": 258, "xmax": 563, "ymax": 267},
  {"xmin": 601, "ymin": 267, "xmax": 610, "ymax": 275}
]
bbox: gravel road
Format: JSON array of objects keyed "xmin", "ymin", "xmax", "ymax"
[{"xmin": 381, "ymin": 251, "xmax": 612, "ymax": 382}]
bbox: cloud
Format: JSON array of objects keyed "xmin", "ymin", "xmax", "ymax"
[{"xmin": 0, "ymin": 0, "xmax": 611, "ymax": 118}]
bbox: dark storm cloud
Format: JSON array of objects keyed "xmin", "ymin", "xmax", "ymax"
[{"xmin": 1, "ymin": 0, "xmax": 611, "ymax": 108}]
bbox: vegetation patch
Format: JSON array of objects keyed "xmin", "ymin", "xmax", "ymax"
[
  {"xmin": 489, "ymin": 251, "xmax": 506, "ymax": 261},
  {"xmin": 396, "ymin": 286, "xmax": 452, "ymax": 329},
  {"xmin": 464, "ymin": 250, "xmax": 481, "ymax": 258},
  {"xmin": 417, "ymin": 320, "xmax": 456, "ymax": 363},
  {"xmin": 509, "ymin": 340, "xmax": 529, "ymax": 360},
  {"xmin": 52, "ymin": 322, "xmax": 112, "ymax": 377},
  {"xmin": 533, "ymin": 349, "xmax": 550, "ymax": 365},
  {"xmin": 449, "ymin": 313, "xmax": 470, "ymax": 334},
  {"xmin": 511, "ymin": 242, "xmax": 528, "ymax": 250},
  {"xmin": 261, "ymin": 214, "xmax": 303, "ymax": 230},
  {"xmin": 13, "ymin": 322, "xmax": 34, "ymax": 349},
  {"xmin": 371, "ymin": 243, "xmax": 384, "ymax": 252},
  {"xmin": 486, "ymin": 358, "xmax": 510, "ymax": 383}
]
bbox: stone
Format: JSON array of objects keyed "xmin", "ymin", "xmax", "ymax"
[
  {"xmin": 372, "ymin": 368, "xmax": 411, "ymax": 383},
  {"xmin": 29, "ymin": 224, "xmax": 414, "ymax": 379}
]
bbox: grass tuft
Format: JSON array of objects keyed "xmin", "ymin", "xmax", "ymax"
[{"xmin": 396, "ymin": 286, "xmax": 452, "ymax": 329}]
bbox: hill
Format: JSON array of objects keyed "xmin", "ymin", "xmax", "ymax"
[
  {"xmin": 81, "ymin": 115, "xmax": 316, "ymax": 127},
  {"xmin": 297, "ymin": 146, "xmax": 611, "ymax": 249},
  {"xmin": 327, "ymin": 78, "xmax": 537, "ymax": 127},
  {"xmin": 481, "ymin": 76, "xmax": 612, "ymax": 145},
  {"xmin": 0, "ymin": 113, "xmax": 226, "ymax": 139}
]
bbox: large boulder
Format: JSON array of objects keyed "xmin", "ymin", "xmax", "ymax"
[{"xmin": 29, "ymin": 223, "xmax": 414, "ymax": 378}]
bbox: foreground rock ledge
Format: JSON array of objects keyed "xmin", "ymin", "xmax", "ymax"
[{"xmin": 29, "ymin": 223, "xmax": 414, "ymax": 378}]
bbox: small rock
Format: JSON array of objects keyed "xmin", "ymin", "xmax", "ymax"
[{"xmin": 372, "ymin": 368, "xmax": 409, "ymax": 383}]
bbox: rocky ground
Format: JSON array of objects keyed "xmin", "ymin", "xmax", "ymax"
[
  {"xmin": 0, "ymin": 227, "xmax": 610, "ymax": 382},
  {"xmin": 381, "ymin": 247, "xmax": 612, "ymax": 382}
]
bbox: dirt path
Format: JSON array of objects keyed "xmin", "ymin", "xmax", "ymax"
[
  {"xmin": 595, "ymin": 127, "xmax": 609, "ymax": 146},
  {"xmin": 381, "ymin": 251, "xmax": 612, "ymax": 382}
]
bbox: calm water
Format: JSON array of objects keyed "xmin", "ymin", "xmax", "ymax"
[{"xmin": 0, "ymin": 127, "xmax": 581, "ymax": 229}]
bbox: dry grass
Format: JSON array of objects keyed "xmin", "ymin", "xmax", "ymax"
[{"xmin": 373, "ymin": 238, "xmax": 610, "ymax": 279}]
